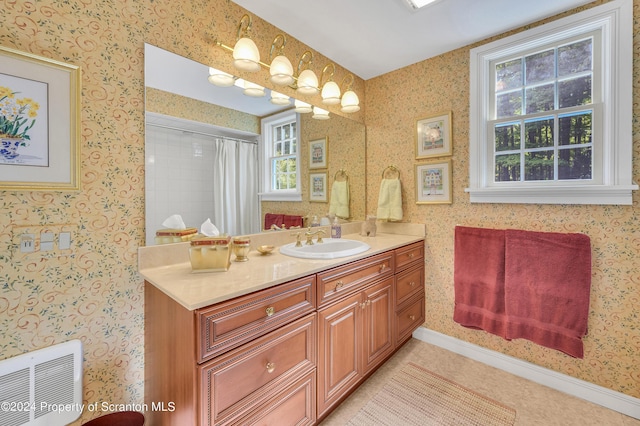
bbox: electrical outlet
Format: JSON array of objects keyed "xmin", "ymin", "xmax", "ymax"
[{"xmin": 20, "ymin": 234, "xmax": 35, "ymax": 253}]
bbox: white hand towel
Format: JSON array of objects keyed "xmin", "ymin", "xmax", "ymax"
[
  {"xmin": 376, "ymin": 178, "xmax": 403, "ymax": 221},
  {"xmin": 329, "ymin": 180, "xmax": 350, "ymax": 218}
]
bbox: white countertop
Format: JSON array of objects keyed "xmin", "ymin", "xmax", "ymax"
[{"xmin": 139, "ymin": 225, "xmax": 425, "ymax": 311}]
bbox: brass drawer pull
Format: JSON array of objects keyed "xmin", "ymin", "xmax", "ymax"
[
  {"xmin": 266, "ymin": 362, "xmax": 276, "ymax": 373},
  {"xmin": 378, "ymin": 264, "xmax": 387, "ymax": 273},
  {"xmin": 334, "ymin": 281, "xmax": 344, "ymax": 292},
  {"xmin": 408, "ymin": 253, "xmax": 415, "ymax": 259},
  {"xmin": 265, "ymin": 306, "xmax": 275, "ymax": 317},
  {"xmin": 409, "ymin": 281, "xmax": 416, "ymax": 287},
  {"xmin": 360, "ymin": 299, "xmax": 372, "ymax": 309},
  {"xmin": 409, "ymin": 315, "xmax": 416, "ymax": 321}
]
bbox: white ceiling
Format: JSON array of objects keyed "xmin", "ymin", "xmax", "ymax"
[{"xmin": 232, "ymin": 0, "xmax": 594, "ymax": 80}]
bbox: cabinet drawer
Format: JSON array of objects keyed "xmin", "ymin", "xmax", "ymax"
[
  {"xmin": 197, "ymin": 275, "xmax": 315, "ymax": 362},
  {"xmin": 395, "ymin": 264, "xmax": 424, "ymax": 307},
  {"xmin": 317, "ymin": 252, "xmax": 394, "ymax": 307},
  {"xmin": 396, "ymin": 292, "xmax": 425, "ymax": 345},
  {"xmin": 237, "ymin": 370, "xmax": 316, "ymax": 426},
  {"xmin": 394, "ymin": 241, "xmax": 424, "ymax": 272},
  {"xmin": 200, "ymin": 313, "xmax": 316, "ymax": 426}
]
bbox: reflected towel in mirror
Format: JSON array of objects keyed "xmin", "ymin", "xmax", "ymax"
[{"xmin": 329, "ymin": 180, "xmax": 350, "ymax": 218}]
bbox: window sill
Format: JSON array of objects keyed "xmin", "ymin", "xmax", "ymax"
[
  {"xmin": 465, "ymin": 184, "xmax": 638, "ymax": 205},
  {"xmin": 260, "ymin": 192, "xmax": 302, "ymax": 202}
]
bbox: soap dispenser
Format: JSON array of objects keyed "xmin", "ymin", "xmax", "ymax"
[{"xmin": 331, "ymin": 217, "xmax": 342, "ymax": 238}]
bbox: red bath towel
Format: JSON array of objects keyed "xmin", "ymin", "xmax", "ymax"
[
  {"xmin": 504, "ymin": 230, "xmax": 591, "ymax": 358},
  {"xmin": 453, "ymin": 226, "xmax": 508, "ymax": 338}
]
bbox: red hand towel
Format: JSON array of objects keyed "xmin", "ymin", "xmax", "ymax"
[
  {"xmin": 264, "ymin": 213, "xmax": 284, "ymax": 230},
  {"xmin": 453, "ymin": 226, "xmax": 508, "ymax": 338},
  {"xmin": 504, "ymin": 230, "xmax": 591, "ymax": 358},
  {"xmin": 283, "ymin": 215, "xmax": 303, "ymax": 228}
]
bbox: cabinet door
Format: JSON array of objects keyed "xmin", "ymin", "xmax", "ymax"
[
  {"xmin": 317, "ymin": 293, "xmax": 362, "ymax": 417},
  {"xmin": 362, "ymin": 277, "xmax": 395, "ymax": 373}
]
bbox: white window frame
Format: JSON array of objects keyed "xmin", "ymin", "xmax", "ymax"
[
  {"xmin": 259, "ymin": 110, "xmax": 302, "ymax": 202},
  {"xmin": 467, "ymin": 0, "xmax": 637, "ymax": 205}
]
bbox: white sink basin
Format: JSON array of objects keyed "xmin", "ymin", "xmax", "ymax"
[{"xmin": 279, "ymin": 238, "xmax": 371, "ymax": 259}]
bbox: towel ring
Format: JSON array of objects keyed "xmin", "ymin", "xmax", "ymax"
[
  {"xmin": 334, "ymin": 169, "xmax": 349, "ymax": 182},
  {"xmin": 382, "ymin": 165, "xmax": 400, "ymax": 179}
]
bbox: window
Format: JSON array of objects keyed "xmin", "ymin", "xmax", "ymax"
[
  {"xmin": 260, "ymin": 110, "xmax": 301, "ymax": 201},
  {"xmin": 468, "ymin": 0, "xmax": 636, "ymax": 204}
]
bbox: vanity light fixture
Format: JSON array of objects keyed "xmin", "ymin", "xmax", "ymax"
[
  {"xmin": 208, "ymin": 67, "xmax": 236, "ymax": 87},
  {"xmin": 295, "ymin": 51, "xmax": 319, "ymax": 96},
  {"xmin": 232, "ymin": 15, "xmax": 261, "ymax": 72},
  {"xmin": 270, "ymin": 90, "xmax": 291, "ymax": 105},
  {"xmin": 294, "ymin": 99, "xmax": 313, "ymax": 113},
  {"xmin": 269, "ymin": 34, "xmax": 295, "ymax": 86},
  {"xmin": 209, "ymin": 14, "xmax": 363, "ymax": 117},
  {"xmin": 243, "ymin": 80, "xmax": 265, "ymax": 97},
  {"xmin": 320, "ymin": 64, "xmax": 341, "ymax": 105},
  {"xmin": 312, "ymin": 106, "xmax": 330, "ymax": 120},
  {"xmin": 340, "ymin": 74, "xmax": 360, "ymax": 113}
]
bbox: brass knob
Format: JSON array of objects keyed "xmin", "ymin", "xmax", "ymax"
[
  {"xmin": 409, "ymin": 315, "xmax": 416, "ymax": 321},
  {"xmin": 379, "ymin": 264, "xmax": 386, "ymax": 273},
  {"xmin": 266, "ymin": 362, "xmax": 276, "ymax": 373},
  {"xmin": 266, "ymin": 306, "xmax": 275, "ymax": 317},
  {"xmin": 409, "ymin": 281, "xmax": 415, "ymax": 287},
  {"xmin": 408, "ymin": 253, "xmax": 415, "ymax": 258},
  {"xmin": 334, "ymin": 281, "xmax": 344, "ymax": 292}
]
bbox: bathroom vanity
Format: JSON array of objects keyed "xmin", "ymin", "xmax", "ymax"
[{"xmin": 140, "ymin": 229, "xmax": 424, "ymax": 425}]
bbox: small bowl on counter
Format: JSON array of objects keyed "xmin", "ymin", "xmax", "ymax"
[{"xmin": 256, "ymin": 245, "xmax": 275, "ymax": 255}]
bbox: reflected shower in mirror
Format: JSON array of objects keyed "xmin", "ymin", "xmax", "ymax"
[{"xmin": 144, "ymin": 44, "xmax": 366, "ymax": 245}]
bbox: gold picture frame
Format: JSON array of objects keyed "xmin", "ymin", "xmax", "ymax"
[
  {"xmin": 0, "ymin": 46, "xmax": 81, "ymax": 191},
  {"xmin": 415, "ymin": 111, "xmax": 452, "ymax": 159},
  {"xmin": 309, "ymin": 171, "xmax": 328, "ymax": 202},
  {"xmin": 416, "ymin": 159, "xmax": 452, "ymax": 204},
  {"xmin": 309, "ymin": 136, "xmax": 328, "ymax": 169}
]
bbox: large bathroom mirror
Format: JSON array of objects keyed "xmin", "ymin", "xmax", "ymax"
[{"xmin": 144, "ymin": 44, "xmax": 366, "ymax": 245}]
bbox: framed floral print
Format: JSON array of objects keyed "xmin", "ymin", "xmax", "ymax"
[
  {"xmin": 0, "ymin": 46, "xmax": 81, "ymax": 190},
  {"xmin": 415, "ymin": 111, "xmax": 452, "ymax": 159}
]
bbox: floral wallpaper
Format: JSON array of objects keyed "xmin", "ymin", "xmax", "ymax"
[
  {"xmin": 0, "ymin": 0, "xmax": 363, "ymax": 424},
  {"xmin": 0, "ymin": 1, "xmax": 637, "ymax": 426},
  {"xmin": 365, "ymin": 0, "xmax": 639, "ymax": 398},
  {"xmin": 145, "ymin": 87, "xmax": 260, "ymax": 134}
]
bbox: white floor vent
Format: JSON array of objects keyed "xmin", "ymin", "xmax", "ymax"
[{"xmin": 0, "ymin": 340, "xmax": 83, "ymax": 426}]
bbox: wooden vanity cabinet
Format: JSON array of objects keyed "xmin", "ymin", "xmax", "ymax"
[
  {"xmin": 145, "ymin": 240, "xmax": 425, "ymax": 426},
  {"xmin": 316, "ymin": 276, "xmax": 395, "ymax": 417},
  {"xmin": 394, "ymin": 241, "xmax": 425, "ymax": 346}
]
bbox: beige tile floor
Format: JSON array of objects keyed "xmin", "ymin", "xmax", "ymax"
[{"xmin": 320, "ymin": 338, "xmax": 640, "ymax": 426}]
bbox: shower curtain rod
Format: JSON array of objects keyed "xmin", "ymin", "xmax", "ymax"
[{"xmin": 147, "ymin": 122, "xmax": 258, "ymax": 145}]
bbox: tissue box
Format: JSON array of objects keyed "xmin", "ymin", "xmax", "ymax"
[
  {"xmin": 155, "ymin": 228, "xmax": 198, "ymax": 244},
  {"xmin": 189, "ymin": 236, "xmax": 232, "ymax": 272}
]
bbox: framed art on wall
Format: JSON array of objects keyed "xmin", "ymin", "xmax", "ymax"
[
  {"xmin": 309, "ymin": 136, "xmax": 328, "ymax": 169},
  {"xmin": 416, "ymin": 159, "xmax": 452, "ymax": 204},
  {"xmin": 415, "ymin": 111, "xmax": 452, "ymax": 159},
  {"xmin": 309, "ymin": 171, "xmax": 328, "ymax": 202},
  {"xmin": 0, "ymin": 46, "xmax": 81, "ymax": 191}
]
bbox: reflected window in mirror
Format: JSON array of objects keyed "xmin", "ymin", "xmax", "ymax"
[{"xmin": 261, "ymin": 110, "xmax": 302, "ymax": 201}]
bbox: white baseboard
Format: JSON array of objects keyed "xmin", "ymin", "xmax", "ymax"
[{"xmin": 413, "ymin": 327, "xmax": 640, "ymax": 420}]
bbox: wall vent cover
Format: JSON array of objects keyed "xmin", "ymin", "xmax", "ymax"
[{"xmin": 0, "ymin": 340, "xmax": 82, "ymax": 426}]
